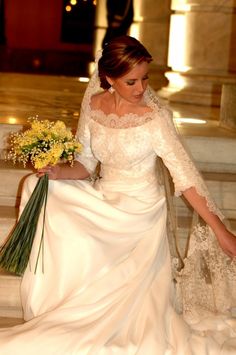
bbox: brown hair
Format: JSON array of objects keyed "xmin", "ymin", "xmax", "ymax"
[{"xmin": 98, "ymin": 35, "xmax": 153, "ymax": 90}]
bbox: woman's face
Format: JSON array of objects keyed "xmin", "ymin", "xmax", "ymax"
[{"xmin": 108, "ymin": 61, "xmax": 149, "ymax": 104}]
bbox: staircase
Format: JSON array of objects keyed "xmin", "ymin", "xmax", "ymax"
[
  {"xmin": 0, "ymin": 160, "xmax": 33, "ymax": 325},
  {"xmin": 1, "ymin": 132, "xmax": 236, "ymax": 326},
  {"xmin": 0, "ymin": 72, "xmax": 87, "ymax": 326},
  {"xmin": 0, "ymin": 72, "xmax": 236, "ymax": 328}
]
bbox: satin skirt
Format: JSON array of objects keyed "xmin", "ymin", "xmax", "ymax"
[{"xmin": 0, "ymin": 175, "xmax": 236, "ymax": 354}]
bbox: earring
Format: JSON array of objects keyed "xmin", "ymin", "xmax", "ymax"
[{"xmin": 108, "ymin": 86, "xmax": 115, "ymax": 94}]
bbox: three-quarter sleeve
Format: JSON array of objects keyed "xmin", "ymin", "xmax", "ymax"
[
  {"xmin": 149, "ymin": 107, "xmax": 224, "ymax": 218},
  {"xmin": 75, "ymin": 106, "xmax": 98, "ymax": 175}
]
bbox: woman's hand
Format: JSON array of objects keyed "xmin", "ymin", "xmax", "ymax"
[
  {"xmin": 182, "ymin": 187, "xmax": 236, "ymax": 258},
  {"xmin": 36, "ymin": 161, "xmax": 90, "ymax": 180},
  {"xmin": 215, "ymin": 227, "xmax": 236, "ymax": 258},
  {"xmin": 37, "ymin": 164, "xmax": 61, "ymax": 180}
]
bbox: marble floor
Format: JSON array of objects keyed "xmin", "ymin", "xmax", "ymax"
[
  {"xmin": 0, "ymin": 317, "xmax": 24, "ymax": 327},
  {"xmin": 0, "ymin": 72, "xmax": 236, "ymax": 139}
]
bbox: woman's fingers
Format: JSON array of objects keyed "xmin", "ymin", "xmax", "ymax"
[
  {"xmin": 37, "ymin": 164, "xmax": 61, "ymax": 180},
  {"xmin": 37, "ymin": 165, "xmax": 54, "ymax": 178}
]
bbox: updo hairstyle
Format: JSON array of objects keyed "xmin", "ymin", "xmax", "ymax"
[{"xmin": 98, "ymin": 35, "xmax": 153, "ymax": 90}]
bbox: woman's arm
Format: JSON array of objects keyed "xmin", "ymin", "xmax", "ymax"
[
  {"xmin": 37, "ymin": 161, "xmax": 90, "ymax": 180},
  {"xmin": 183, "ymin": 186, "xmax": 236, "ymax": 258}
]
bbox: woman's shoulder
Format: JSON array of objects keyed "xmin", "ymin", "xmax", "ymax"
[{"xmin": 90, "ymin": 91, "xmax": 110, "ymax": 111}]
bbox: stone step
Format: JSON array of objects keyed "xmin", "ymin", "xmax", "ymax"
[
  {"xmin": 174, "ymin": 172, "xmax": 236, "ymax": 220},
  {"xmin": 0, "ymin": 168, "xmax": 235, "ymax": 253},
  {"xmin": 0, "ymin": 216, "xmax": 235, "ymax": 319},
  {"xmin": 0, "ymin": 123, "xmax": 23, "ymax": 159},
  {"xmin": 184, "ymin": 136, "xmax": 236, "ymax": 174},
  {"xmin": 0, "ymin": 317, "xmax": 24, "ymax": 327},
  {"xmin": 0, "ymin": 269, "xmax": 23, "ymax": 318},
  {"xmin": 0, "ymin": 160, "xmax": 33, "ymax": 207},
  {"xmin": 0, "ymin": 160, "xmax": 235, "ymax": 208},
  {"xmin": 1, "ymin": 123, "xmax": 236, "ymax": 171},
  {"xmin": 0, "ymin": 316, "xmax": 24, "ymax": 328},
  {"xmin": 0, "ymin": 224, "xmax": 195, "ymax": 319},
  {"xmin": 0, "ymin": 205, "xmax": 17, "ymax": 246}
]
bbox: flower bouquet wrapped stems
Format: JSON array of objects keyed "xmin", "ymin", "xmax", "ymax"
[{"xmin": 0, "ymin": 117, "xmax": 82, "ymax": 276}]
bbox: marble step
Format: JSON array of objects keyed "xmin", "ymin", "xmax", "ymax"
[
  {"xmin": 0, "ymin": 215, "xmax": 235, "ymax": 319},
  {"xmin": 0, "ymin": 317, "xmax": 24, "ymax": 328},
  {"xmin": 184, "ymin": 136, "xmax": 236, "ymax": 174},
  {"xmin": 0, "ymin": 269, "xmax": 23, "ymax": 318},
  {"xmin": 0, "ymin": 123, "xmax": 23, "ymax": 160},
  {"xmin": 0, "ymin": 168, "xmax": 235, "ymax": 255},
  {"xmin": 0, "ymin": 225, "xmax": 193, "ymax": 319},
  {"xmin": 1, "ymin": 122, "xmax": 236, "ymax": 171},
  {"xmin": 0, "ymin": 205, "xmax": 17, "ymax": 246},
  {"xmin": 0, "ymin": 317, "xmax": 24, "ymax": 329},
  {"xmin": 0, "ymin": 160, "xmax": 33, "ymax": 207},
  {"xmin": 175, "ymin": 172, "xmax": 236, "ymax": 220},
  {"xmin": 0, "ymin": 160, "xmax": 235, "ymax": 209}
]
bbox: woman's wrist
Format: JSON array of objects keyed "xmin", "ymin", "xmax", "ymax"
[{"xmin": 211, "ymin": 221, "xmax": 228, "ymax": 240}]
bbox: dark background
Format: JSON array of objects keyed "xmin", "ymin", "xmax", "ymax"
[{"xmin": 0, "ymin": 0, "xmax": 97, "ymax": 76}]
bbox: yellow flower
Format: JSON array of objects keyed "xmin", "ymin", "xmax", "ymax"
[{"xmin": 7, "ymin": 117, "xmax": 82, "ymax": 169}]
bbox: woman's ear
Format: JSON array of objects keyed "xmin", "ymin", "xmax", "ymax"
[{"xmin": 106, "ymin": 76, "xmax": 113, "ymax": 87}]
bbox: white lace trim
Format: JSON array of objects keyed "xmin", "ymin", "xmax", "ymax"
[{"xmin": 90, "ymin": 109, "xmax": 155, "ymax": 129}]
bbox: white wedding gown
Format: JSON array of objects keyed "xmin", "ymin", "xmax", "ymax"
[{"xmin": 0, "ymin": 94, "xmax": 236, "ymax": 354}]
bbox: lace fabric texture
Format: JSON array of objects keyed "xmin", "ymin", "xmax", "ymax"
[
  {"xmin": 175, "ymin": 223, "xmax": 236, "ymax": 324},
  {"xmin": 1, "ymin": 59, "xmax": 236, "ymax": 354},
  {"xmin": 76, "ymin": 86, "xmax": 223, "ymax": 220},
  {"xmin": 75, "ymin": 67, "xmax": 232, "ymax": 330}
]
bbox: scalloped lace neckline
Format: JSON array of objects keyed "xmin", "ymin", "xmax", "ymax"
[{"xmin": 90, "ymin": 108, "xmax": 155, "ymax": 129}]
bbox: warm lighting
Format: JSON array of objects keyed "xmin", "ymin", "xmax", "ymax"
[
  {"xmin": 65, "ymin": 5, "xmax": 72, "ymax": 12},
  {"xmin": 174, "ymin": 118, "xmax": 207, "ymax": 125},
  {"xmin": 70, "ymin": 0, "xmax": 77, "ymax": 4},
  {"xmin": 88, "ymin": 61, "xmax": 95, "ymax": 76},
  {"xmin": 165, "ymin": 72, "xmax": 186, "ymax": 89},
  {"xmin": 168, "ymin": 14, "xmax": 190, "ymax": 72},
  {"xmin": 61, "ymin": 110, "xmax": 68, "ymax": 117},
  {"xmin": 73, "ymin": 112, "xmax": 79, "ymax": 117},
  {"xmin": 8, "ymin": 117, "xmax": 17, "ymax": 124},
  {"xmin": 129, "ymin": 23, "xmax": 140, "ymax": 40},
  {"xmin": 173, "ymin": 3, "xmax": 191, "ymax": 12},
  {"xmin": 78, "ymin": 77, "xmax": 89, "ymax": 83},
  {"xmin": 93, "ymin": 0, "xmax": 97, "ymax": 5},
  {"xmin": 132, "ymin": 0, "xmax": 143, "ymax": 22}
]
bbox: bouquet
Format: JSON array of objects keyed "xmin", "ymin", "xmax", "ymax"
[{"xmin": 0, "ymin": 117, "xmax": 82, "ymax": 275}]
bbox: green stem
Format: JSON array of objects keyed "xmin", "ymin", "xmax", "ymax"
[
  {"xmin": 0, "ymin": 174, "xmax": 49, "ymax": 275},
  {"xmin": 34, "ymin": 174, "xmax": 49, "ymax": 273}
]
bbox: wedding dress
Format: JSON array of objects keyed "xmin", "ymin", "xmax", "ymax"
[{"xmin": 0, "ymin": 82, "xmax": 236, "ymax": 353}]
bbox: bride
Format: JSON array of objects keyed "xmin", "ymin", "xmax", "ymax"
[{"xmin": 0, "ymin": 35, "xmax": 236, "ymax": 354}]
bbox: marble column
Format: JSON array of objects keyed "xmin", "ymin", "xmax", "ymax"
[
  {"xmin": 220, "ymin": 84, "xmax": 236, "ymax": 130},
  {"xmin": 93, "ymin": 0, "xmax": 171, "ymax": 90},
  {"xmin": 158, "ymin": 0, "xmax": 236, "ymax": 106}
]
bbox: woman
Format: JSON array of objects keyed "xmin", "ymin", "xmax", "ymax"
[{"xmin": 1, "ymin": 35, "xmax": 236, "ymax": 354}]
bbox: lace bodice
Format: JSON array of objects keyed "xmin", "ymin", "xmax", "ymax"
[{"xmin": 75, "ymin": 91, "xmax": 223, "ymax": 219}]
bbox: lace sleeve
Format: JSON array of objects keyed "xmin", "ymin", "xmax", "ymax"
[
  {"xmin": 75, "ymin": 104, "xmax": 98, "ymax": 175},
  {"xmin": 150, "ymin": 107, "xmax": 224, "ymax": 219}
]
